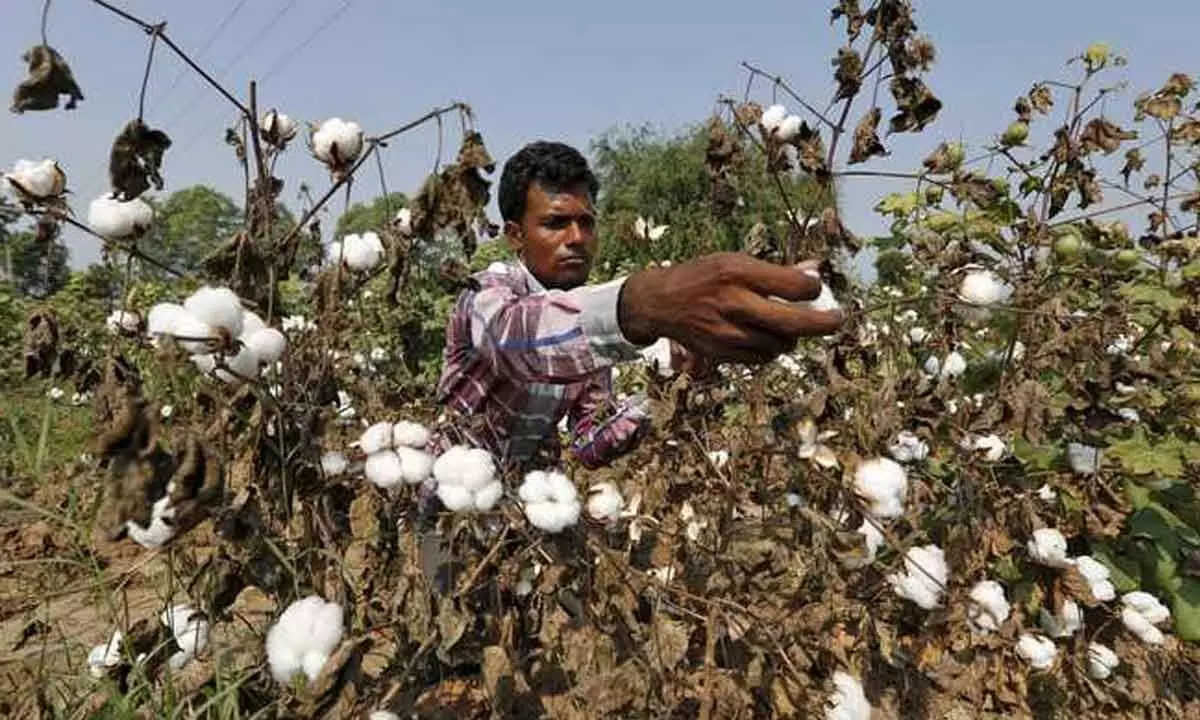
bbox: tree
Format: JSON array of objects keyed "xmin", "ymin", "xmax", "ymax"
[
  {"xmin": 587, "ymin": 121, "xmax": 830, "ymax": 278},
  {"xmin": 1, "ymin": 199, "xmax": 70, "ymax": 298},
  {"xmin": 334, "ymin": 192, "xmax": 409, "ymax": 239},
  {"xmin": 146, "ymin": 185, "xmax": 242, "ymax": 277}
]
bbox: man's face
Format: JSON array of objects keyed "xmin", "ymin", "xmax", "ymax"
[{"xmin": 507, "ymin": 181, "xmax": 597, "ymax": 290}]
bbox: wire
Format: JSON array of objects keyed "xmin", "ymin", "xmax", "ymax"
[
  {"xmin": 170, "ymin": 0, "xmax": 357, "ymax": 161},
  {"xmin": 153, "ymin": 0, "xmax": 251, "ymax": 108}
]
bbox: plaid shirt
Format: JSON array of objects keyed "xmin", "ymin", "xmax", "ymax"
[{"xmin": 428, "ymin": 260, "xmax": 652, "ymax": 471}]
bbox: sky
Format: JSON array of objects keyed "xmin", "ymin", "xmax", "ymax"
[{"xmin": 2, "ymin": 0, "xmax": 1198, "ymax": 270}]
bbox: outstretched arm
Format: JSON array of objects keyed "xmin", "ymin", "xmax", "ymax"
[{"xmin": 464, "ymin": 272, "xmax": 643, "ymax": 385}]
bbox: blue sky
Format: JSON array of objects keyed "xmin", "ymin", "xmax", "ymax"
[{"xmin": 2, "ymin": 0, "xmax": 1197, "ymax": 269}]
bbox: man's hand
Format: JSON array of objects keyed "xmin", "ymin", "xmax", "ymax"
[
  {"xmin": 669, "ymin": 340, "xmax": 712, "ymax": 378},
  {"xmin": 618, "ymin": 252, "xmax": 844, "ymax": 364}
]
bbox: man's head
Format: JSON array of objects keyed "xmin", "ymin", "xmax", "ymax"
[{"xmin": 498, "ymin": 141, "xmax": 600, "ymax": 290}]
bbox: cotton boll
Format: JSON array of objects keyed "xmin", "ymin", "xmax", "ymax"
[
  {"xmin": 958, "ymin": 269, "xmax": 1008, "ymax": 306},
  {"xmin": 126, "ymin": 494, "xmax": 176, "ymax": 548},
  {"xmin": 888, "ymin": 545, "xmax": 947, "ymax": 609},
  {"xmin": 342, "ymin": 233, "xmax": 383, "ymax": 271},
  {"xmin": 888, "ymin": 431, "xmax": 929, "ymax": 463},
  {"xmin": 801, "ymin": 282, "xmax": 842, "ymax": 313},
  {"xmin": 214, "ymin": 346, "xmax": 262, "ymax": 384},
  {"xmin": 940, "ymin": 351, "xmax": 967, "ymax": 378},
  {"xmin": 1074, "ymin": 555, "xmax": 1116, "ymax": 601},
  {"xmin": 243, "ymin": 328, "xmax": 287, "ymax": 364},
  {"xmin": 147, "ymin": 303, "xmax": 190, "ymax": 337},
  {"xmin": 105, "ymin": 310, "xmax": 140, "ymax": 334},
  {"xmin": 760, "ymin": 104, "xmax": 787, "ymax": 133},
  {"xmin": 394, "ymin": 207, "xmax": 413, "ymax": 234},
  {"xmin": 839, "ymin": 518, "xmax": 884, "ymax": 570},
  {"xmin": 1039, "ymin": 598, "xmax": 1083, "ymax": 638},
  {"xmin": 184, "ymin": 286, "xmax": 244, "ymax": 338},
  {"xmin": 311, "ymin": 117, "xmax": 364, "ymax": 168},
  {"xmin": 587, "ymin": 483, "xmax": 624, "ymax": 521},
  {"xmin": 1016, "ymin": 634, "xmax": 1057, "ymax": 669},
  {"xmin": 265, "ymin": 595, "xmax": 345, "ymax": 685},
  {"xmin": 1088, "ymin": 642, "xmax": 1119, "ymax": 679},
  {"xmin": 970, "ymin": 433, "xmax": 1007, "ymax": 463},
  {"xmin": 1122, "ymin": 591, "xmax": 1170, "ymax": 625},
  {"xmin": 5, "ymin": 158, "xmax": 66, "ymax": 198},
  {"xmin": 359, "ymin": 422, "xmax": 395, "ymax": 455},
  {"xmin": 436, "ymin": 482, "xmax": 474, "ymax": 512},
  {"xmin": 1067, "ymin": 442, "xmax": 1102, "ymax": 475},
  {"xmin": 639, "ymin": 337, "xmax": 674, "ymax": 378},
  {"xmin": 89, "ymin": 194, "xmax": 153, "ymax": 239},
  {"xmin": 1027, "ymin": 528, "xmax": 1071, "ymax": 568},
  {"xmin": 321, "ymin": 451, "xmax": 348, "ymax": 477},
  {"xmin": 853, "ymin": 457, "xmax": 908, "ymax": 519},
  {"xmin": 1120, "ymin": 607, "xmax": 1165, "ymax": 645},
  {"xmin": 471, "ymin": 480, "xmax": 504, "ymax": 511},
  {"xmin": 172, "ymin": 315, "xmax": 218, "ymax": 354},
  {"xmin": 86, "ymin": 630, "xmax": 124, "ymax": 678},
  {"xmin": 365, "ymin": 451, "xmax": 404, "ymax": 489},
  {"xmin": 240, "ymin": 310, "xmax": 267, "ymax": 338},
  {"xmin": 370, "ymin": 713, "xmax": 401, "ymax": 720},
  {"xmin": 260, "ymin": 109, "xmax": 298, "ymax": 148},
  {"xmin": 395, "ymin": 446, "xmax": 434, "ymax": 484},
  {"xmin": 191, "ymin": 353, "xmax": 216, "ymax": 375},
  {"xmin": 455, "ymin": 449, "xmax": 497, "ymax": 491},
  {"xmin": 922, "ymin": 355, "xmax": 941, "ymax": 376},
  {"xmin": 161, "ymin": 605, "xmax": 209, "ymax": 668},
  {"xmin": 520, "ymin": 470, "xmax": 582, "ymax": 533},
  {"xmin": 392, "ymin": 420, "xmax": 430, "ymax": 449},
  {"xmin": 968, "ymin": 580, "xmax": 1011, "ymax": 634},
  {"xmin": 824, "ymin": 671, "xmax": 871, "ymax": 720},
  {"xmin": 775, "ymin": 114, "xmax": 803, "ymax": 142}
]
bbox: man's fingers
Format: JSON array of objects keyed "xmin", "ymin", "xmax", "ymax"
[
  {"xmin": 727, "ymin": 289, "xmax": 845, "ymax": 340},
  {"xmin": 697, "ymin": 324, "xmax": 789, "ymax": 364},
  {"xmin": 736, "ymin": 257, "xmax": 823, "ymax": 302}
]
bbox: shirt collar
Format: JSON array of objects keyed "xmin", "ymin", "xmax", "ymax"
[{"xmin": 516, "ymin": 260, "xmax": 547, "ymax": 294}]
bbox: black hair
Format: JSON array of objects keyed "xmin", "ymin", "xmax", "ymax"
[{"xmin": 497, "ymin": 140, "xmax": 599, "ymax": 224}]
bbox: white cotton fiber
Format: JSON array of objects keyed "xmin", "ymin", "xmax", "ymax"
[
  {"xmin": 359, "ymin": 422, "xmax": 395, "ymax": 455},
  {"xmin": 586, "ymin": 483, "xmax": 624, "ymax": 521},
  {"xmin": 519, "ymin": 470, "xmax": 582, "ymax": 533},
  {"xmin": 888, "ymin": 544, "xmax": 947, "ymax": 610},
  {"xmin": 1027, "ymin": 528, "xmax": 1071, "ymax": 568},
  {"xmin": 853, "ymin": 457, "xmax": 908, "ymax": 519},
  {"xmin": 173, "ymin": 315, "xmax": 217, "ymax": 354},
  {"xmin": 265, "ymin": 595, "xmax": 345, "ymax": 685},
  {"xmin": 244, "ymin": 328, "xmax": 287, "ymax": 364},
  {"xmin": 147, "ymin": 303, "xmax": 189, "ymax": 337},
  {"xmin": 365, "ymin": 451, "xmax": 405, "ymax": 489},
  {"xmin": 968, "ymin": 580, "xmax": 1011, "ymax": 634},
  {"xmin": 396, "ymin": 446, "xmax": 434, "ymax": 485},
  {"xmin": 392, "ymin": 420, "xmax": 430, "ymax": 449},
  {"xmin": 240, "ymin": 310, "xmax": 267, "ymax": 338},
  {"xmin": 824, "ymin": 671, "xmax": 871, "ymax": 720},
  {"xmin": 184, "ymin": 286, "xmax": 244, "ymax": 338}
]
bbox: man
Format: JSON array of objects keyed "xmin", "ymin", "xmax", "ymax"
[{"xmin": 430, "ymin": 140, "xmax": 843, "ymax": 471}]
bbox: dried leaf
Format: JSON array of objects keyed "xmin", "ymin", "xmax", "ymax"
[
  {"xmin": 1029, "ymin": 83, "xmax": 1054, "ymax": 115},
  {"xmin": 832, "ymin": 47, "xmax": 863, "ymax": 102},
  {"xmin": 849, "ymin": 107, "xmax": 888, "ymax": 164},
  {"xmin": 830, "ymin": 0, "xmax": 865, "ymax": 40},
  {"xmin": 108, "ymin": 119, "xmax": 172, "ymax": 200},
  {"xmin": 1079, "ymin": 118, "xmax": 1137, "ymax": 155},
  {"xmin": 1121, "ymin": 148, "xmax": 1146, "ymax": 184},
  {"xmin": 10, "ymin": 45, "xmax": 83, "ymax": 113},
  {"xmin": 888, "ymin": 76, "xmax": 943, "ymax": 134}
]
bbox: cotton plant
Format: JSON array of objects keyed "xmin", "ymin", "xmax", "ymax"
[
  {"xmin": 519, "ymin": 469, "xmax": 582, "ymax": 533},
  {"xmin": 86, "ymin": 630, "xmax": 124, "ymax": 678},
  {"xmin": 824, "ymin": 670, "xmax": 871, "ymax": 720},
  {"xmin": 957, "ymin": 268, "xmax": 1009, "ymax": 307},
  {"xmin": 432, "ymin": 445, "xmax": 502, "ymax": 512},
  {"xmin": 1027, "ymin": 528, "xmax": 1072, "ymax": 568},
  {"xmin": 260, "ymin": 108, "xmax": 299, "ymax": 150},
  {"xmin": 105, "ymin": 309, "xmax": 141, "ymax": 335},
  {"xmin": 853, "ymin": 457, "xmax": 907, "ymax": 519},
  {"xmin": 1039, "ymin": 598, "xmax": 1084, "ymax": 638},
  {"xmin": 327, "ymin": 231, "xmax": 385, "ymax": 272},
  {"xmin": 759, "ymin": 103, "xmax": 805, "ymax": 143},
  {"xmin": 4, "ymin": 158, "xmax": 66, "ymax": 201},
  {"xmin": 1120, "ymin": 591, "xmax": 1171, "ymax": 645},
  {"xmin": 888, "ymin": 544, "xmax": 948, "ymax": 610},
  {"xmin": 310, "ymin": 117, "xmax": 364, "ymax": 175},
  {"xmin": 586, "ymin": 483, "xmax": 624, "ymax": 522},
  {"xmin": 358, "ymin": 420, "xmax": 435, "ymax": 489},
  {"xmin": 88, "ymin": 193, "xmax": 154, "ymax": 239},
  {"xmin": 148, "ymin": 288, "xmax": 287, "ymax": 385},
  {"xmin": 967, "ymin": 580, "xmax": 1011, "ymax": 634},
  {"xmin": 1087, "ymin": 642, "xmax": 1120, "ymax": 680},
  {"xmin": 126, "ymin": 484, "xmax": 176, "ymax": 548},
  {"xmin": 888, "ymin": 430, "xmax": 929, "ymax": 463},
  {"xmin": 1015, "ymin": 633, "xmax": 1057, "ymax": 670},
  {"xmin": 160, "ymin": 604, "xmax": 209, "ymax": 670},
  {"xmin": 266, "ymin": 595, "xmax": 345, "ymax": 685}
]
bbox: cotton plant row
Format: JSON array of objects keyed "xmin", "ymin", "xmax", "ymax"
[{"xmin": 146, "ymin": 285, "xmax": 287, "ymax": 385}]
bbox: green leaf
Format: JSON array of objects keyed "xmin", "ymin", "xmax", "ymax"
[
  {"xmin": 1117, "ymin": 281, "xmax": 1186, "ymax": 312},
  {"xmin": 1169, "ymin": 578, "xmax": 1200, "ymax": 642},
  {"xmin": 1107, "ymin": 429, "xmax": 1198, "ymax": 479},
  {"xmin": 1090, "ymin": 541, "xmax": 1142, "ymax": 593},
  {"xmin": 875, "ymin": 192, "xmax": 920, "ymax": 218},
  {"xmin": 1011, "ymin": 437, "xmax": 1060, "ymax": 471}
]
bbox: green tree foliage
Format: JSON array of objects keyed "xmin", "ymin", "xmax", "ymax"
[
  {"xmin": 334, "ymin": 192, "xmax": 408, "ymax": 238},
  {"xmin": 587, "ymin": 121, "xmax": 830, "ymax": 278},
  {"xmin": 1, "ymin": 199, "xmax": 70, "ymax": 298},
  {"xmin": 146, "ymin": 185, "xmax": 242, "ymax": 277}
]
